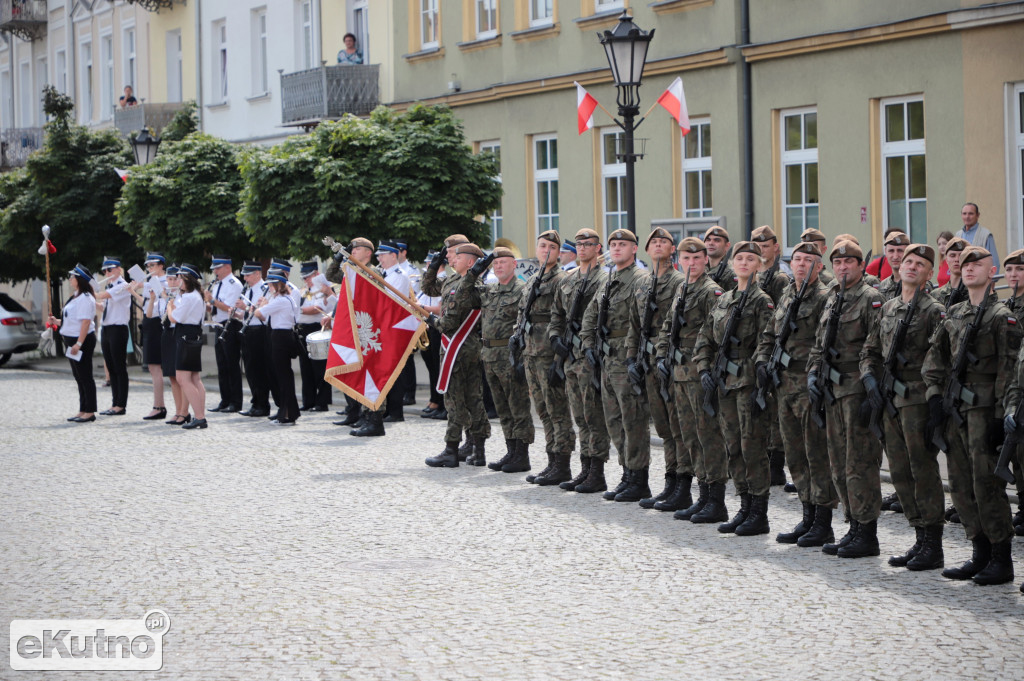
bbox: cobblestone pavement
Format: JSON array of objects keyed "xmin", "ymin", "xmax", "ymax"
[{"xmin": 2, "ymin": 367, "xmax": 1022, "ymax": 680}]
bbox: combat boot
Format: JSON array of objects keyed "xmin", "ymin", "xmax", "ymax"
[
  {"xmin": 942, "ymin": 535, "xmax": 991, "ymax": 580},
  {"xmin": 888, "ymin": 527, "xmax": 924, "ymax": 567},
  {"xmin": 735, "ymin": 495, "xmax": 771, "ymax": 536},
  {"xmin": 1013, "ymin": 506, "xmax": 1023, "ymax": 535},
  {"xmin": 501, "ymin": 440, "xmax": 531, "ymax": 473},
  {"xmin": 335, "ymin": 407, "xmax": 362, "ymax": 427},
  {"xmin": 881, "ymin": 492, "xmax": 899, "ymax": 512},
  {"xmin": 972, "ymin": 541, "xmax": 1015, "ymax": 586},
  {"xmin": 945, "ymin": 505, "xmax": 961, "ymax": 524},
  {"xmin": 560, "ymin": 457, "xmax": 591, "ymax": 490},
  {"xmin": 639, "ymin": 472, "xmax": 676, "ymax": 509},
  {"xmin": 488, "ymin": 440, "xmax": 515, "ymax": 471},
  {"xmin": 838, "ymin": 520, "xmax": 879, "ymax": 558},
  {"xmin": 797, "ymin": 506, "xmax": 835, "ymax": 547},
  {"xmin": 674, "ymin": 480, "xmax": 708, "ymax": 519},
  {"xmin": 457, "ymin": 439, "xmax": 473, "ymax": 462},
  {"xmin": 351, "ymin": 411, "xmax": 385, "ymax": 437},
  {"xmin": 536, "ymin": 454, "xmax": 572, "ymax": 486},
  {"xmin": 777, "ymin": 502, "xmax": 815, "ymax": 544},
  {"xmin": 465, "ymin": 438, "xmax": 486, "ymax": 466},
  {"xmin": 425, "ymin": 441, "xmax": 460, "ymax": 468},
  {"xmin": 691, "ymin": 482, "xmax": 729, "ymax": 523},
  {"xmin": 906, "ymin": 525, "xmax": 944, "ymax": 571},
  {"xmin": 603, "ymin": 468, "xmax": 631, "ymax": 500},
  {"xmin": 575, "ymin": 458, "xmax": 607, "ymax": 493},
  {"xmin": 526, "ymin": 453, "xmax": 554, "ymax": 483},
  {"xmin": 769, "ymin": 450, "xmax": 787, "ymax": 486},
  {"xmin": 718, "ymin": 493, "xmax": 751, "ymax": 533},
  {"xmin": 655, "ymin": 474, "xmax": 693, "ymax": 512},
  {"xmin": 822, "ymin": 519, "xmax": 858, "ymax": 555},
  {"xmin": 615, "ymin": 467, "xmax": 651, "ymax": 502},
  {"xmin": 347, "ymin": 409, "xmax": 368, "ymax": 434}
]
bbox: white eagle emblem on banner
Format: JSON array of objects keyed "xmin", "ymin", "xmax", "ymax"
[{"xmin": 355, "ymin": 311, "xmax": 382, "ymax": 354}]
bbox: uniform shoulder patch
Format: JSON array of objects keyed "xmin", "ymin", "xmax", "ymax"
[
  {"xmin": 872, "ymin": 301, "xmax": 882, "ymax": 308},
  {"xmin": 1009, "ymin": 317, "xmax": 1018, "ymax": 325},
  {"xmin": 766, "ymin": 302, "xmax": 775, "ymax": 309},
  {"xmin": 714, "ymin": 289, "xmax": 723, "ymax": 296}
]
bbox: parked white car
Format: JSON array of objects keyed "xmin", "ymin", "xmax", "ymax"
[{"xmin": 0, "ymin": 293, "xmax": 40, "ymax": 366}]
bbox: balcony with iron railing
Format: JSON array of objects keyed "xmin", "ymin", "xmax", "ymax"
[
  {"xmin": 114, "ymin": 102, "xmax": 187, "ymax": 138},
  {"xmin": 280, "ymin": 64, "xmax": 379, "ymax": 129},
  {"xmin": 0, "ymin": 127, "xmax": 43, "ymax": 169},
  {"xmin": 0, "ymin": 0, "xmax": 47, "ymax": 42}
]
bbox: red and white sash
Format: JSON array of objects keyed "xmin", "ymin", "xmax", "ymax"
[{"xmin": 436, "ymin": 309, "xmax": 481, "ymax": 394}]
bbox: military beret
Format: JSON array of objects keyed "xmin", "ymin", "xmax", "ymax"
[
  {"xmin": 456, "ymin": 243, "xmax": 485, "ymax": 258},
  {"xmin": 444, "ymin": 234, "xmax": 469, "ymax": 248},
  {"xmin": 731, "ymin": 241, "xmax": 762, "ymax": 258},
  {"xmin": 575, "ymin": 228, "xmax": 601, "ymax": 242},
  {"xmin": 646, "ymin": 226, "xmax": 675, "ymax": 249},
  {"xmin": 959, "ymin": 245, "xmax": 992, "ymax": 266},
  {"xmin": 800, "ymin": 228, "xmax": 826, "ymax": 243},
  {"xmin": 791, "ymin": 242, "xmax": 822, "ymax": 258},
  {"xmin": 537, "ymin": 229, "xmax": 561, "ymax": 246},
  {"xmin": 832, "ymin": 233, "xmax": 860, "ymax": 246},
  {"xmin": 492, "ymin": 246, "xmax": 516, "ymax": 259},
  {"xmin": 349, "ymin": 237, "xmax": 374, "ymax": 251},
  {"xmin": 830, "ymin": 239, "xmax": 864, "ymax": 262},
  {"xmin": 944, "ymin": 237, "xmax": 968, "ymax": 253},
  {"xmin": 1004, "ymin": 248, "xmax": 1024, "ymax": 267},
  {"xmin": 750, "ymin": 225, "xmax": 777, "ymax": 242},
  {"xmin": 677, "ymin": 237, "xmax": 707, "ymax": 254},
  {"xmin": 902, "ymin": 244, "xmax": 935, "ymax": 266},
  {"xmin": 884, "ymin": 231, "xmax": 910, "ymax": 247},
  {"xmin": 608, "ymin": 229, "xmax": 638, "ymax": 244},
  {"xmin": 704, "ymin": 225, "xmax": 730, "ymax": 241}
]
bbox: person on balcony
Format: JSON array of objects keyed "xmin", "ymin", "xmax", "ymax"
[
  {"xmin": 337, "ymin": 33, "xmax": 363, "ymax": 65},
  {"xmin": 119, "ymin": 85, "xmax": 138, "ymax": 108}
]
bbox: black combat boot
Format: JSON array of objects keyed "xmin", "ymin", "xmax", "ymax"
[
  {"xmin": 784, "ymin": 482, "xmax": 797, "ymax": 494},
  {"xmin": 881, "ymin": 492, "xmax": 899, "ymax": 512},
  {"xmin": 656, "ymin": 474, "xmax": 693, "ymax": 512},
  {"xmin": 777, "ymin": 502, "xmax": 815, "ymax": 544},
  {"xmin": 615, "ymin": 467, "xmax": 651, "ymax": 502},
  {"xmin": 526, "ymin": 453, "xmax": 554, "ymax": 483},
  {"xmin": 351, "ymin": 410, "xmax": 385, "ymax": 437},
  {"xmin": 735, "ymin": 495, "xmax": 771, "ymax": 536},
  {"xmin": 488, "ymin": 440, "xmax": 516, "ymax": 471},
  {"xmin": 838, "ymin": 520, "xmax": 879, "ymax": 558},
  {"xmin": 501, "ymin": 440, "xmax": 531, "ymax": 473},
  {"xmin": 603, "ymin": 468, "xmax": 632, "ymax": 500},
  {"xmin": 536, "ymin": 455, "xmax": 572, "ymax": 486},
  {"xmin": 575, "ymin": 458, "xmax": 607, "ymax": 493},
  {"xmin": 465, "ymin": 438, "xmax": 486, "ymax": 466},
  {"xmin": 457, "ymin": 439, "xmax": 474, "ymax": 463},
  {"xmin": 972, "ymin": 540, "xmax": 1015, "ymax": 586},
  {"xmin": 1013, "ymin": 506, "xmax": 1023, "ymax": 536},
  {"xmin": 675, "ymin": 480, "xmax": 708, "ymax": 520},
  {"xmin": 691, "ymin": 482, "xmax": 729, "ymax": 523},
  {"xmin": 906, "ymin": 525, "xmax": 944, "ymax": 571},
  {"xmin": 348, "ymin": 409, "xmax": 369, "ymax": 434},
  {"xmin": 560, "ymin": 457, "xmax": 591, "ymax": 490},
  {"xmin": 797, "ymin": 506, "xmax": 835, "ymax": 547},
  {"xmin": 888, "ymin": 527, "xmax": 924, "ymax": 567},
  {"xmin": 639, "ymin": 472, "xmax": 676, "ymax": 509},
  {"xmin": 942, "ymin": 535, "xmax": 991, "ymax": 580},
  {"xmin": 945, "ymin": 505, "xmax": 961, "ymax": 524},
  {"xmin": 718, "ymin": 493, "xmax": 752, "ymax": 533},
  {"xmin": 769, "ymin": 450, "xmax": 787, "ymax": 486},
  {"xmin": 425, "ymin": 441, "xmax": 460, "ymax": 468},
  {"xmin": 822, "ymin": 519, "xmax": 858, "ymax": 555},
  {"xmin": 334, "ymin": 407, "xmax": 362, "ymax": 427}
]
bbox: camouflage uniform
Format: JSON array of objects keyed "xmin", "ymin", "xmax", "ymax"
[
  {"xmin": 1004, "ymin": 293, "xmax": 1024, "ymax": 510},
  {"xmin": 757, "ymin": 265, "xmax": 790, "ymax": 464},
  {"xmin": 819, "ymin": 268, "xmax": 835, "ymax": 286},
  {"xmin": 931, "ymin": 280, "xmax": 966, "ymax": 310},
  {"xmin": 876, "ymin": 275, "xmax": 904, "ymax": 302},
  {"xmin": 707, "ymin": 259, "xmax": 737, "ymax": 291}
]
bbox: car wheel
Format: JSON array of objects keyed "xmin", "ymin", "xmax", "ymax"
[{"xmin": 0, "ymin": 353, "xmax": 10, "ymax": 367}]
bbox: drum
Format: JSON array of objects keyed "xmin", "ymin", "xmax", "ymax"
[{"xmin": 306, "ymin": 329, "xmax": 332, "ymax": 360}]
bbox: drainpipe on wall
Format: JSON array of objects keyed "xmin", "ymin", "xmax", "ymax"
[
  {"xmin": 195, "ymin": 0, "xmax": 203, "ymax": 131},
  {"xmin": 740, "ymin": 0, "xmax": 753, "ymax": 238}
]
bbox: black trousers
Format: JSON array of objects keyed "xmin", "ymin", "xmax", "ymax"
[
  {"xmin": 214, "ymin": 320, "xmax": 243, "ymax": 408},
  {"xmin": 402, "ymin": 352, "xmax": 417, "ymax": 401},
  {"xmin": 100, "ymin": 324, "xmax": 129, "ymax": 408},
  {"xmin": 423, "ymin": 326, "xmax": 444, "ymax": 408},
  {"xmin": 68, "ymin": 332, "xmax": 97, "ymax": 413},
  {"xmin": 270, "ymin": 329, "xmax": 299, "ymax": 422},
  {"xmin": 297, "ymin": 323, "xmax": 331, "ymax": 408},
  {"xmin": 385, "ymin": 356, "xmax": 409, "ymax": 416},
  {"xmin": 241, "ymin": 325, "xmax": 271, "ymax": 411}
]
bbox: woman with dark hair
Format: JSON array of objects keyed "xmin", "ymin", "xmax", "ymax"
[
  {"xmin": 168, "ymin": 264, "xmax": 208, "ymax": 429},
  {"xmin": 337, "ymin": 33, "xmax": 363, "ymax": 65},
  {"xmin": 936, "ymin": 230, "xmax": 955, "ymax": 286},
  {"xmin": 161, "ymin": 266, "xmax": 192, "ymax": 425},
  {"xmin": 254, "ymin": 270, "xmax": 300, "ymax": 425},
  {"xmin": 140, "ymin": 253, "xmax": 168, "ymax": 420},
  {"xmin": 48, "ymin": 264, "xmax": 98, "ymax": 422}
]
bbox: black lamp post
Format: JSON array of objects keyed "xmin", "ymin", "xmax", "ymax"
[
  {"xmin": 599, "ymin": 12, "xmax": 654, "ymax": 234},
  {"xmin": 130, "ymin": 128, "xmax": 161, "ymax": 166}
]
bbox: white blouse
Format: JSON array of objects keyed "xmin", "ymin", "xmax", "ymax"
[
  {"xmin": 143, "ymin": 275, "xmax": 167, "ymax": 318},
  {"xmin": 60, "ymin": 293, "xmax": 96, "ymax": 338},
  {"xmin": 173, "ymin": 290, "xmax": 206, "ymax": 325},
  {"xmin": 261, "ymin": 295, "xmax": 297, "ymax": 330},
  {"xmin": 101, "ymin": 277, "xmax": 132, "ymax": 326}
]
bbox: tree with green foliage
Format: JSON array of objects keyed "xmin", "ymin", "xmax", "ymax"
[
  {"xmin": 238, "ymin": 104, "xmax": 501, "ymax": 260},
  {"xmin": 159, "ymin": 101, "xmax": 199, "ymax": 142}
]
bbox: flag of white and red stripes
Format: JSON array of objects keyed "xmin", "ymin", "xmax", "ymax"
[
  {"xmin": 575, "ymin": 81, "xmax": 598, "ymax": 135},
  {"xmin": 656, "ymin": 77, "xmax": 691, "ymax": 136}
]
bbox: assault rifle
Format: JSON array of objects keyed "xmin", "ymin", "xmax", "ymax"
[
  {"xmin": 587, "ymin": 275, "xmax": 616, "ymax": 391},
  {"xmin": 711, "ymin": 245, "xmax": 733, "ymax": 288},
  {"xmin": 659, "ymin": 267, "xmax": 692, "ymax": 403},
  {"xmin": 759, "ymin": 255, "xmax": 781, "ymax": 296},
  {"xmin": 944, "ymin": 281, "xmax": 966, "ymax": 314},
  {"xmin": 811, "ymin": 275, "xmax": 847, "ymax": 429},
  {"xmin": 703, "ymin": 284, "xmax": 751, "ymax": 417},
  {"xmin": 755, "ymin": 275, "xmax": 811, "ymax": 410},
  {"xmin": 873, "ymin": 284, "xmax": 925, "ymax": 440},
  {"xmin": 548, "ymin": 263, "xmax": 594, "ymax": 383},
  {"xmin": 509, "ymin": 264, "xmax": 547, "ymax": 381},
  {"xmin": 631, "ymin": 262, "xmax": 661, "ymax": 395},
  {"xmin": 996, "ymin": 398, "xmax": 1023, "ymax": 484}
]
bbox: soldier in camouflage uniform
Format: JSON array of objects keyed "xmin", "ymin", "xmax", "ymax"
[
  {"xmin": 801, "ymin": 228, "xmax": 834, "ymax": 286},
  {"xmin": 423, "ymin": 238, "xmax": 492, "ymax": 467},
  {"xmin": 704, "ymin": 225, "xmax": 737, "ymax": 291},
  {"xmin": 830, "ymin": 234, "xmax": 881, "ymax": 290},
  {"xmin": 628, "ymin": 227, "xmax": 687, "ymax": 510},
  {"xmin": 457, "ymin": 247, "xmax": 533, "ymax": 471},
  {"xmin": 656, "ymin": 238, "xmax": 730, "ymax": 523},
  {"xmin": 807, "ymin": 239, "xmax": 885, "ymax": 558},
  {"xmin": 876, "ymin": 231, "xmax": 910, "ymax": 302},
  {"xmin": 516, "ymin": 230, "xmax": 575, "ymax": 486},
  {"xmin": 548, "ymin": 228, "xmax": 611, "ymax": 493},
  {"xmin": 581, "ymin": 229, "xmax": 652, "ymax": 502},
  {"xmin": 1001, "ymin": 249, "xmax": 1024, "ymax": 537},
  {"xmin": 931, "ymin": 237, "xmax": 967, "ymax": 310},
  {"xmin": 861, "ymin": 244, "xmax": 947, "ymax": 570},
  {"xmin": 694, "ymin": 241, "xmax": 776, "ymax": 536},
  {"xmin": 755, "ymin": 242, "xmax": 837, "ymax": 546},
  {"xmin": 925, "ymin": 246, "xmax": 1020, "ymax": 585}
]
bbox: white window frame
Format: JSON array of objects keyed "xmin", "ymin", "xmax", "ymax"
[
  {"xmin": 530, "ymin": 0, "xmax": 553, "ymax": 27},
  {"xmin": 475, "ymin": 0, "xmax": 497, "ymax": 40},
  {"xmin": 1011, "ymin": 83, "xmax": 1024, "ymax": 251},
  {"xmin": 298, "ymin": 0, "xmax": 314, "ymax": 70},
  {"xmin": 595, "ymin": 0, "xmax": 624, "ymax": 11},
  {"xmin": 0, "ymin": 68, "xmax": 11, "ymax": 129},
  {"xmin": 122, "ymin": 25, "xmax": 136, "ymax": 92},
  {"xmin": 79, "ymin": 39, "xmax": 93, "ymax": 123},
  {"xmin": 420, "ymin": 0, "xmax": 439, "ymax": 49},
  {"xmin": 212, "ymin": 20, "xmax": 228, "ymax": 104},
  {"xmin": 349, "ymin": 0, "xmax": 369, "ymax": 63},
  {"xmin": 18, "ymin": 59, "xmax": 31, "ymax": 126},
  {"xmin": 55, "ymin": 48, "xmax": 67, "ymax": 95},
  {"xmin": 600, "ymin": 128, "xmax": 627, "ymax": 239},
  {"xmin": 780, "ymin": 107, "xmax": 818, "ymax": 251},
  {"xmin": 881, "ymin": 95, "xmax": 927, "ymax": 243},
  {"xmin": 534, "ymin": 133, "xmax": 559, "ymax": 235},
  {"xmin": 166, "ymin": 29, "xmax": 183, "ymax": 102},
  {"xmin": 99, "ymin": 32, "xmax": 113, "ymax": 120},
  {"xmin": 682, "ymin": 117, "xmax": 713, "ymax": 222},
  {"xmin": 252, "ymin": 7, "xmax": 269, "ymax": 96},
  {"xmin": 480, "ymin": 140, "xmax": 502, "ymax": 242}
]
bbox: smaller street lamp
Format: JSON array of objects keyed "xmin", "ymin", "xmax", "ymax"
[{"xmin": 130, "ymin": 128, "xmax": 162, "ymax": 166}]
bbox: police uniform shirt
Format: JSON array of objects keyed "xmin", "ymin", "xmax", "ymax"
[
  {"xmin": 381, "ymin": 264, "xmax": 412, "ymax": 304},
  {"xmin": 243, "ymin": 281, "xmax": 268, "ymax": 326},
  {"xmin": 60, "ymin": 293, "xmax": 97, "ymax": 337},
  {"xmin": 561, "ymin": 261, "xmax": 578, "ymax": 272},
  {"xmin": 175, "ymin": 290, "xmax": 206, "ymax": 325},
  {"xmin": 399, "ymin": 260, "xmax": 421, "ymax": 296},
  {"xmin": 286, "ymin": 280, "xmax": 303, "ymax": 308},
  {"xmin": 211, "ymin": 274, "xmax": 244, "ymax": 323},
  {"xmin": 263, "ymin": 294, "xmax": 298, "ymax": 329},
  {"xmin": 298, "ymin": 285, "xmax": 337, "ymax": 324},
  {"xmin": 102, "ymin": 276, "xmax": 132, "ymax": 326},
  {"xmin": 143, "ymin": 275, "xmax": 167, "ymax": 318}
]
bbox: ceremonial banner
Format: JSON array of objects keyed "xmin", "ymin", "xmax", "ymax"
[{"xmin": 324, "ymin": 265, "xmax": 426, "ymax": 410}]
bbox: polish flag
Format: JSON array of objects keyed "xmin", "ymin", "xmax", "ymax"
[
  {"xmin": 575, "ymin": 81, "xmax": 599, "ymax": 135},
  {"xmin": 656, "ymin": 77, "xmax": 691, "ymax": 136},
  {"xmin": 114, "ymin": 167, "xmax": 130, "ymax": 182}
]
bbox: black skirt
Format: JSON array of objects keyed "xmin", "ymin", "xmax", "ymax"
[
  {"xmin": 175, "ymin": 323, "xmax": 203, "ymax": 373},
  {"xmin": 142, "ymin": 316, "xmax": 163, "ymax": 366},
  {"xmin": 160, "ymin": 323, "xmax": 177, "ymax": 376}
]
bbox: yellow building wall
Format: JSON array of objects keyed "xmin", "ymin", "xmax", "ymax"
[{"xmin": 146, "ymin": 3, "xmax": 197, "ymax": 103}]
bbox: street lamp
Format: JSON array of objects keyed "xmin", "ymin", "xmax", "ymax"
[
  {"xmin": 599, "ymin": 11, "xmax": 654, "ymax": 234},
  {"xmin": 130, "ymin": 128, "xmax": 161, "ymax": 166}
]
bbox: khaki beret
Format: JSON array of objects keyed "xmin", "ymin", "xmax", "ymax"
[
  {"xmin": 492, "ymin": 246, "xmax": 516, "ymax": 259},
  {"xmin": 830, "ymin": 239, "xmax": 864, "ymax": 262},
  {"xmin": 944, "ymin": 237, "xmax": 968, "ymax": 253},
  {"xmin": 575, "ymin": 228, "xmax": 601, "ymax": 242},
  {"xmin": 537, "ymin": 229, "xmax": 561, "ymax": 246},
  {"xmin": 731, "ymin": 241, "xmax": 762, "ymax": 258},
  {"xmin": 704, "ymin": 225, "xmax": 730, "ymax": 241},
  {"xmin": 791, "ymin": 242, "xmax": 822, "ymax": 258},
  {"xmin": 959, "ymin": 245, "xmax": 992, "ymax": 266},
  {"xmin": 800, "ymin": 228, "xmax": 826, "ymax": 243},
  {"xmin": 677, "ymin": 237, "xmax": 707, "ymax": 254},
  {"xmin": 1004, "ymin": 248, "xmax": 1024, "ymax": 267},
  {"xmin": 751, "ymin": 225, "xmax": 777, "ymax": 242},
  {"xmin": 349, "ymin": 237, "xmax": 374, "ymax": 250},
  {"xmin": 456, "ymin": 243, "xmax": 485, "ymax": 258},
  {"xmin": 884, "ymin": 231, "xmax": 910, "ymax": 247},
  {"xmin": 832, "ymin": 233, "xmax": 860, "ymax": 246},
  {"xmin": 646, "ymin": 226, "xmax": 675, "ymax": 249},
  {"xmin": 444, "ymin": 234, "xmax": 469, "ymax": 247},
  {"xmin": 608, "ymin": 229, "xmax": 638, "ymax": 244},
  {"xmin": 902, "ymin": 243, "xmax": 935, "ymax": 266}
]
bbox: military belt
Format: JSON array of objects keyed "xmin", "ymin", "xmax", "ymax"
[
  {"xmin": 528, "ymin": 313, "xmax": 551, "ymax": 323},
  {"xmin": 965, "ymin": 371, "xmax": 997, "ymax": 383},
  {"xmin": 606, "ymin": 329, "xmax": 628, "ymax": 339},
  {"xmin": 483, "ymin": 338, "xmax": 509, "ymax": 348}
]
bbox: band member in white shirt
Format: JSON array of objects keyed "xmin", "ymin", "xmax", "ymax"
[
  {"xmin": 48, "ymin": 264, "xmax": 98, "ymax": 422},
  {"xmin": 205, "ymin": 254, "xmax": 244, "ymax": 412},
  {"xmin": 297, "ymin": 260, "xmax": 337, "ymax": 412},
  {"xmin": 375, "ymin": 240, "xmax": 413, "ymax": 424},
  {"xmin": 93, "ymin": 256, "xmax": 136, "ymax": 415},
  {"xmin": 140, "ymin": 252, "xmax": 168, "ymax": 420},
  {"xmin": 160, "ymin": 266, "xmax": 192, "ymax": 425},
  {"xmin": 254, "ymin": 269, "xmax": 300, "ymax": 425},
  {"xmin": 169, "ymin": 264, "xmax": 209, "ymax": 429},
  {"xmin": 235, "ymin": 261, "xmax": 273, "ymax": 417}
]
